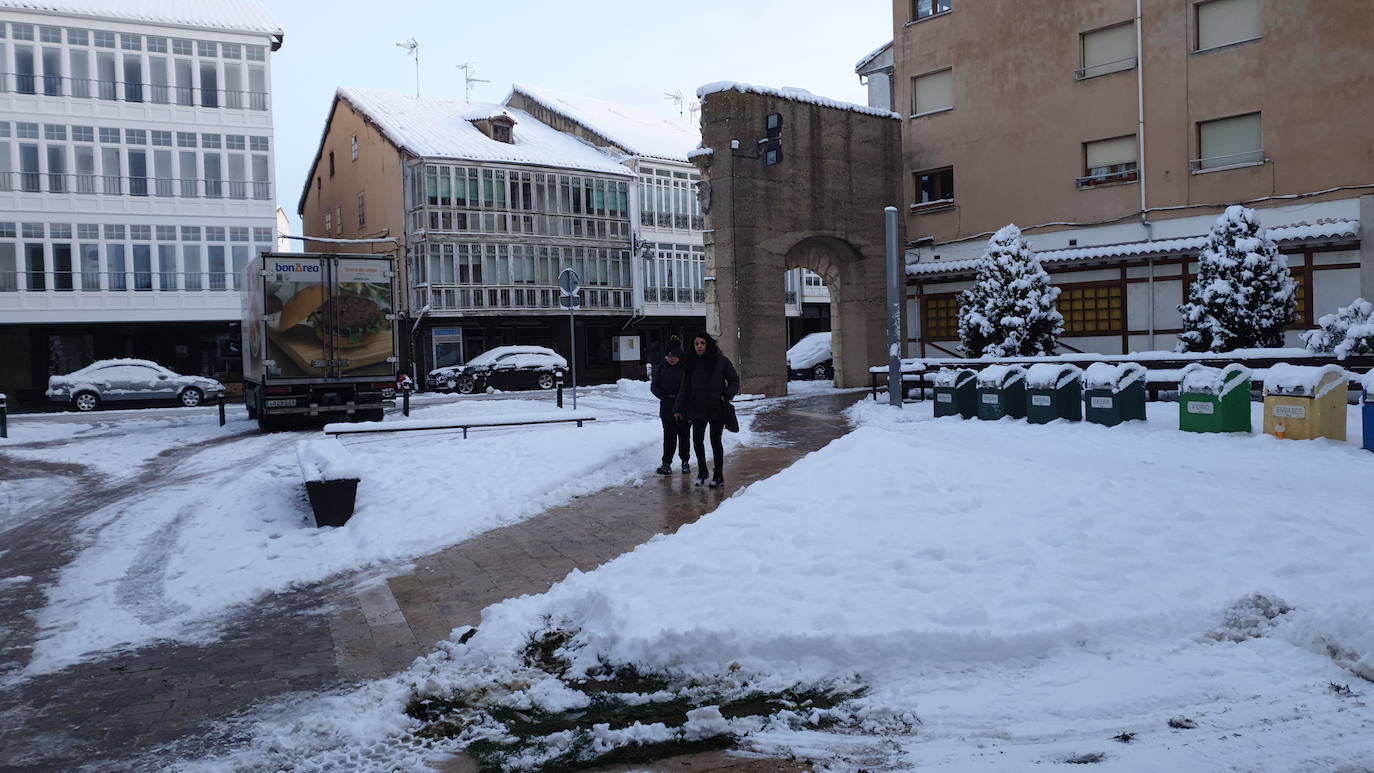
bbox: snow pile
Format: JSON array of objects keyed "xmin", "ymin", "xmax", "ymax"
[
  {"xmin": 614, "ymin": 378, "xmax": 655, "ymax": 401},
  {"xmin": 1024, "ymin": 363, "xmax": 1081, "ymax": 390},
  {"xmin": 957, "ymin": 225, "xmax": 1063, "ymax": 357},
  {"xmin": 191, "ymin": 399, "xmax": 1374, "ymax": 771},
  {"xmin": 1263, "ymin": 363, "xmax": 1350, "ymax": 398},
  {"xmin": 1301, "ymin": 298, "xmax": 1374, "ymax": 360},
  {"xmin": 296, "ymin": 437, "xmax": 360, "ymax": 483},
  {"xmin": 695, "ymin": 81, "xmax": 901, "ymax": 120},
  {"xmin": 1179, "ymin": 363, "xmax": 1252, "ymax": 396},
  {"xmin": 1083, "ymin": 362, "xmax": 1146, "ymax": 392},
  {"xmin": 508, "ymin": 83, "xmax": 701, "ymax": 162},
  {"xmin": 975, "ymin": 364, "xmax": 1024, "ymax": 388},
  {"xmin": 786, "ymin": 332, "xmax": 832, "ymax": 369},
  {"xmin": 931, "ymin": 368, "xmax": 974, "ymax": 388}
]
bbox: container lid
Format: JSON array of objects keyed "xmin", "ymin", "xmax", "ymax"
[
  {"xmin": 932, "ymin": 368, "xmax": 975, "ymax": 388},
  {"xmin": 976, "ymin": 364, "xmax": 1026, "ymax": 388},
  {"xmin": 1263, "ymin": 363, "xmax": 1350, "ymax": 399},
  {"xmin": 1025, "ymin": 363, "xmax": 1082, "ymax": 390},
  {"xmin": 1180, "ymin": 363, "xmax": 1252, "ymax": 396},
  {"xmin": 1084, "ymin": 362, "xmax": 1146, "ymax": 392}
]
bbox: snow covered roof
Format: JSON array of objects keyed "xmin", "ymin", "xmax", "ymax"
[
  {"xmin": 855, "ymin": 41, "xmax": 893, "ymax": 72},
  {"xmin": 336, "ymin": 87, "xmax": 632, "ymax": 177},
  {"xmin": 462, "ymin": 107, "xmax": 517, "ymax": 123},
  {"xmin": 697, "ymin": 81, "xmax": 901, "ymax": 120},
  {"xmin": 508, "ymin": 84, "xmax": 700, "ymax": 163},
  {"xmin": 0, "ymin": 0, "xmax": 283, "ymax": 38},
  {"xmin": 908, "ymin": 219, "xmax": 1360, "ymax": 276}
]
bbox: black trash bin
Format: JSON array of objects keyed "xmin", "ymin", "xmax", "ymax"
[
  {"xmin": 1025, "ymin": 364, "xmax": 1083, "ymax": 424},
  {"xmin": 976, "ymin": 365, "xmax": 1027, "ymax": 421},
  {"xmin": 1083, "ymin": 363, "xmax": 1147, "ymax": 427},
  {"xmin": 297, "ymin": 438, "xmax": 362, "ymax": 528},
  {"xmin": 933, "ymin": 368, "xmax": 977, "ymax": 419}
]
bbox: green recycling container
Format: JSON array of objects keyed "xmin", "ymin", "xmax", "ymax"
[
  {"xmin": 1025, "ymin": 364, "xmax": 1083, "ymax": 424},
  {"xmin": 1178, "ymin": 363, "xmax": 1252, "ymax": 433},
  {"xmin": 976, "ymin": 365, "xmax": 1027, "ymax": 421},
  {"xmin": 933, "ymin": 368, "xmax": 978, "ymax": 419},
  {"xmin": 1083, "ymin": 362, "xmax": 1148, "ymax": 427}
]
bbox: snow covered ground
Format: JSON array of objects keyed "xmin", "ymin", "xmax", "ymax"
[
  {"xmin": 170, "ymin": 397, "xmax": 1374, "ymax": 771},
  {"xmin": 1, "ymin": 382, "xmax": 770, "ymax": 678}
]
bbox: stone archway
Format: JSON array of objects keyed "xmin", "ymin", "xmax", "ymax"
[{"xmin": 694, "ymin": 86, "xmax": 902, "ymax": 396}]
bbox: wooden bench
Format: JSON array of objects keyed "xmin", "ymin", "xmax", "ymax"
[{"xmin": 323, "ymin": 413, "xmax": 596, "ymax": 439}]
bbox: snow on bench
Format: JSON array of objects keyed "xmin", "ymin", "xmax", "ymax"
[
  {"xmin": 322, "ymin": 411, "xmax": 598, "ymax": 438},
  {"xmin": 297, "ymin": 437, "xmax": 361, "ymax": 483}
]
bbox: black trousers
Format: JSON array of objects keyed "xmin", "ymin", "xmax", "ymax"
[
  {"xmin": 660, "ymin": 415, "xmax": 690, "ymax": 464},
  {"xmin": 691, "ymin": 419, "xmax": 726, "ymax": 479}
]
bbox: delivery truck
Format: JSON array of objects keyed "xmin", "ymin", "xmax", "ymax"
[{"xmin": 241, "ymin": 252, "xmax": 398, "ymax": 431}]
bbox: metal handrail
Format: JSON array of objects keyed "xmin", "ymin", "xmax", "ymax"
[
  {"xmin": 1188, "ymin": 149, "xmax": 1265, "ymax": 173},
  {"xmin": 1075, "ymin": 165, "xmax": 1139, "ymax": 188},
  {"xmin": 1073, "ymin": 56, "xmax": 1138, "ymax": 80},
  {"xmin": 0, "ymin": 72, "xmax": 269, "ymax": 110},
  {"xmin": 2, "ymin": 270, "xmax": 248, "ymax": 293},
  {"xmin": 0, "ymin": 172, "xmax": 271, "ymax": 200}
]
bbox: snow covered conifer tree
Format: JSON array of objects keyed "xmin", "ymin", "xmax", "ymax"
[
  {"xmin": 1177, "ymin": 205, "xmax": 1296, "ymax": 352},
  {"xmin": 957, "ymin": 224, "xmax": 1064, "ymax": 357},
  {"xmin": 1301, "ymin": 298, "xmax": 1374, "ymax": 359}
]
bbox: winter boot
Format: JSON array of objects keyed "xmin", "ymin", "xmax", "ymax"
[
  {"xmin": 694, "ymin": 475, "xmax": 709, "ymax": 487},
  {"xmin": 708, "ymin": 471, "xmax": 725, "ymax": 489},
  {"xmin": 655, "ymin": 464, "xmax": 672, "ymax": 475},
  {"xmin": 681, "ymin": 460, "xmax": 691, "ymax": 475}
]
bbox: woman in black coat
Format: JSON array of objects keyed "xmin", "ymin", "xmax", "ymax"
[
  {"xmin": 673, "ymin": 331, "xmax": 740, "ymax": 488},
  {"xmin": 648, "ymin": 338, "xmax": 690, "ymax": 475}
]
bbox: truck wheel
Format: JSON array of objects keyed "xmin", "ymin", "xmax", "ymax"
[{"xmin": 257, "ymin": 412, "xmax": 280, "ymax": 432}]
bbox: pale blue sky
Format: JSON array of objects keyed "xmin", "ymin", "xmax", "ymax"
[{"xmin": 264, "ymin": 0, "xmax": 891, "ymax": 231}]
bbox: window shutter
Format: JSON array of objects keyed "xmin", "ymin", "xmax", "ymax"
[
  {"xmin": 1199, "ymin": 113, "xmax": 1262, "ymax": 168},
  {"xmin": 1086, "ymin": 135, "xmax": 1137, "ymax": 168},
  {"xmin": 1082, "ymin": 23, "xmax": 1136, "ymax": 75},
  {"xmin": 1197, "ymin": 0, "xmax": 1261, "ymax": 50},
  {"xmin": 913, "ymin": 69, "xmax": 953, "ymax": 115}
]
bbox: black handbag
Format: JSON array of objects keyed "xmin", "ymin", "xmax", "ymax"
[{"xmin": 722, "ymin": 400, "xmax": 739, "ymax": 433}]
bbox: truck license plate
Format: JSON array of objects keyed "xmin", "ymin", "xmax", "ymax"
[{"xmin": 266, "ymin": 399, "xmax": 296, "ymax": 408}]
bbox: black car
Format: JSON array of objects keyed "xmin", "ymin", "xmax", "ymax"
[
  {"xmin": 786, "ymin": 332, "xmax": 834, "ymax": 380},
  {"xmin": 427, "ymin": 346, "xmax": 568, "ymax": 394}
]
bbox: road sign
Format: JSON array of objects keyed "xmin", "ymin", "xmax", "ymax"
[
  {"xmin": 558, "ymin": 295, "xmax": 582, "ymax": 309},
  {"xmin": 558, "ymin": 267, "xmax": 581, "ymax": 297}
]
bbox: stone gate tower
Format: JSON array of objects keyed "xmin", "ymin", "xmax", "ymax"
[{"xmin": 693, "ymin": 84, "xmax": 903, "ymax": 396}]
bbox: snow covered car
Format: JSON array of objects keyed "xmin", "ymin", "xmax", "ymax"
[
  {"xmin": 47, "ymin": 359, "xmax": 226, "ymax": 412},
  {"xmin": 787, "ymin": 332, "xmax": 834, "ymax": 380},
  {"xmin": 427, "ymin": 346, "xmax": 568, "ymax": 394}
]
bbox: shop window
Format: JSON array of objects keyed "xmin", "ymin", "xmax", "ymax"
[
  {"xmin": 922, "ymin": 293, "xmax": 960, "ymax": 339},
  {"xmin": 1060, "ymin": 284, "xmax": 1123, "ymax": 334}
]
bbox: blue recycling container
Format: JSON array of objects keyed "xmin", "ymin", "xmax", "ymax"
[{"xmin": 1364, "ymin": 389, "xmax": 1373, "ymax": 453}]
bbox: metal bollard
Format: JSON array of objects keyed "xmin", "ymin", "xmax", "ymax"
[
  {"xmin": 0, "ymin": 396, "xmax": 7, "ymax": 439},
  {"xmin": 403, "ymin": 389, "xmax": 411, "ymax": 417},
  {"xmin": 556, "ymin": 375, "xmax": 564, "ymax": 409},
  {"xmin": 218, "ymin": 398, "xmax": 226, "ymax": 427}
]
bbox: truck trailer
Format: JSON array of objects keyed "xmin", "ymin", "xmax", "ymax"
[{"xmin": 242, "ymin": 252, "xmax": 398, "ymax": 431}]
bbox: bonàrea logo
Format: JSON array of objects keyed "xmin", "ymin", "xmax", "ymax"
[{"xmin": 274, "ymin": 262, "xmax": 321, "ymax": 273}]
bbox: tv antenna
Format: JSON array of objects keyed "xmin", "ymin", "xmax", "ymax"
[
  {"xmin": 395, "ymin": 37, "xmax": 419, "ymax": 97},
  {"xmin": 664, "ymin": 89, "xmax": 685, "ymax": 117},
  {"xmin": 457, "ymin": 63, "xmax": 491, "ymax": 102}
]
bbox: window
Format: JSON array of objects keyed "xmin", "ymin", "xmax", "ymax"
[
  {"xmin": 911, "ymin": 68, "xmax": 953, "ymax": 116},
  {"xmin": 1059, "ymin": 284, "xmax": 1123, "ymax": 334},
  {"xmin": 324, "ymin": 208, "xmax": 333, "ymax": 235},
  {"xmin": 350, "ymin": 135, "xmax": 358, "ymax": 161},
  {"xmin": 913, "ymin": 0, "xmax": 952, "ymax": 22},
  {"xmin": 357, "ymin": 193, "xmax": 366, "ymax": 229},
  {"xmin": 913, "ymin": 167, "xmax": 954, "ymax": 208},
  {"xmin": 1195, "ymin": 113, "xmax": 1263, "ymax": 171},
  {"xmin": 922, "ymin": 293, "xmax": 960, "ymax": 339},
  {"xmin": 328, "ymin": 150, "xmax": 335, "ymax": 177},
  {"xmin": 334, "ymin": 207, "xmax": 342, "ymax": 235},
  {"xmin": 1079, "ymin": 135, "xmax": 1138, "ymax": 187},
  {"xmin": 491, "ymin": 121, "xmax": 513, "ymax": 144},
  {"xmin": 1078, "ymin": 22, "xmax": 1137, "ymax": 79},
  {"xmin": 1197, "ymin": 0, "xmax": 1260, "ymax": 51}
]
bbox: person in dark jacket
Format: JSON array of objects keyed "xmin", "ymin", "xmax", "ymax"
[
  {"xmin": 673, "ymin": 331, "xmax": 740, "ymax": 488},
  {"xmin": 649, "ymin": 338, "xmax": 690, "ymax": 475}
]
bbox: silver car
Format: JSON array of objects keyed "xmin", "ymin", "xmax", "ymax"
[{"xmin": 47, "ymin": 359, "xmax": 226, "ymax": 412}]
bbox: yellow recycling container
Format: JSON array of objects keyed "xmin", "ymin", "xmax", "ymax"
[{"xmin": 1261, "ymin": 363, "xmax": 1350, "ymax": 441}]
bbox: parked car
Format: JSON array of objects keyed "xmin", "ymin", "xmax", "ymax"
[
  {"xmin": 787, "ymin": 331, "xmax": 834, "ymax": 380},
  {"xmin": 47, "ymin": 359, "xmax": 226, "ymax": 412},
  {"xmin": 427, "ymin": 345, "xmax": 568, "ymax": 394}
]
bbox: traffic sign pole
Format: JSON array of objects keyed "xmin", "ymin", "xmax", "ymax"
[{"xmin": 558, "ymin": 268, "xmax": 582, "ymax": 410}]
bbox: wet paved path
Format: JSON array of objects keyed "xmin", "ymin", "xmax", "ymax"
[{"xmin": 0, "ymin": 392, "xmax": 860, "ymax": 771}]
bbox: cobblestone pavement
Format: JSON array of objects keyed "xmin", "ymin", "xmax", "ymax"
[{"xmin": 0, "ymin": 392, "xmax": 861, "ymax": 772}]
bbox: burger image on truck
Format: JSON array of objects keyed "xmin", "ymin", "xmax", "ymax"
[{"xmin": 242, "ymin": 253, "xmax": 398, "ymax": 431}]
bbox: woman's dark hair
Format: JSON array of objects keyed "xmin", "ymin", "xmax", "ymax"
[{"xmin": 683, "ymin": 331, "xmax": 720, "ymax": 369}]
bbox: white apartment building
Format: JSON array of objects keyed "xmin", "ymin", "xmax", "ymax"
[{"xmin": 0, "ymin": 0, "xmax": 281, "ymax": 404}]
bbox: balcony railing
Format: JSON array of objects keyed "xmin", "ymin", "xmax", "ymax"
[
  {"xmin": 1, "ymin": 271, "xmax": 243, "ymax": 293},
  {"xmin": 1189, "ymin": 149, "xmax": 1266, "ymax": 173},
  {"xmin": 643, "ymin": 287, "xmax": 705, "ymax": 304},
  {"xmin": 0, "ymin": 172, "xmax": 271, "ymax": 200},
  {"xmin": 0, "ymin": 72, "xmax": 269, "ymax": 110},
  {"xmin": 1073, "ymin": 56, "xmax": 1138, "ymax": 80},
  {"xmin": 415, "ymin": 283, "xmax": 633, "ymax": 313},
  {"xmin": 1075, "ymin": 163, "xmax": 1139, "ymax": 189}
]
